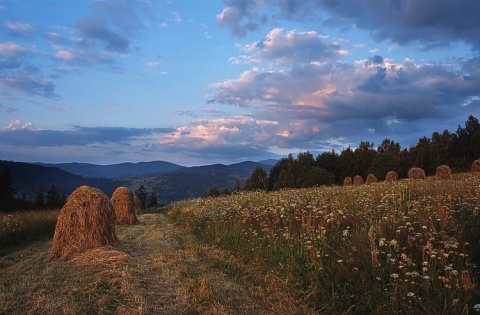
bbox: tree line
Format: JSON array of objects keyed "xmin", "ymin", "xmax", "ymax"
[{"xmin": 237, "ymin": 115, "xmax": 480, "ymax": 192}]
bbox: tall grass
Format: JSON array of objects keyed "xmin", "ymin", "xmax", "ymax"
[
  {"xmin": 0, "ymin": 209, "xmax": 59, "ymax": 250},
  {"xmin": 169, "ymin": 175, "xmax": 480, "ymax": 313}
]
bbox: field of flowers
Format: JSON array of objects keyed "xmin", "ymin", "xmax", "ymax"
[
  {"xmin": 169, "ymin": 174, "xmax": 480, "ymax": 314},
  {"xmin": 0, "ymin": 209, "xmax": 59, "ymax": 249}
]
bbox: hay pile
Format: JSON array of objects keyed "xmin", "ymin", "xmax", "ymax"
[
  {"xmin": 51, "ymin": 185, "xmax": 118, "ymax": 260},
  {"xmin": 353, "ymin": 175, "xmax": 363, "ymax": 185},
  {"xmin": 111, "ymin": 187, "xmax": 138, "ymax": 225},
  {"xmin": 436, "ymin": 165, "xmax": 452, "ymax": 180},
  {"xmin": 385, "ymin": 171, "xmax": 398, "ymax": 182},
  {"xmin": 343, "ymin": 177, "xmax": 352, "ymax": 186},
  {"xmin": 365, "ymin": 174, "xmax": 377, "ymax": 184},
  {"xmin": 134, "ymin": 195, "xmax": 142, "ymax": 215},
  {"xmin": 472, "ymin": 159, "xmax": 480, "ymax": 172},
  {"xmin": 408, "ymin": 167, "xmax": 425, "ymax": 180}
]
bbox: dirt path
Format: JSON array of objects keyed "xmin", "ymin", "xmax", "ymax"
[{"xmin": 1, "ymin": 213, "xmax": 314, "ymax": 315}]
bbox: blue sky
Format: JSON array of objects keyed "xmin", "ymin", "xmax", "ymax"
[{"xmin": 1, "ymin": 0, "xmax": 479, "ymax": 166}]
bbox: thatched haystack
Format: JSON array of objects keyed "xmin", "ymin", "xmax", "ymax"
[
  {"xmin": 385, "ymin": 171, "xmax": 398, "ymax": 182},
  {"xmin": 134, "ymin": 195, "xmax": 142, "ymax": 215},
  {"xmin": 408, "ymin": 167, "xmax": 425, "ymax": 180},
  {"xmin": 51, "ymin": 185, "xmax": 118, "ymax": 260},
  {"xmin": 353, "ymin": 175, "xmax": 363, "ymax": 185},
  {"xmin": 436, "ymin": 165, "xmax": 452, "ymax": 180},
  {"xmin": 343, "ymin": 177, "xmax": 352, "ymax": 186},
  {"xmin": 472, "ymin": 159, "xmax": 480, "ymax": 173},
  {"xmin": 366, "ymin": 174, "xmax": 377, "ymax": 184},
  {"xmin": 111, "ymin": 187, "xmax": 138, "ymax": 225}
]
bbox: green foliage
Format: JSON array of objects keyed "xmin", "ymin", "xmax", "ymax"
[
  {"xmin": 148, "ymin": 191, "xmax": 159, "ymax": 208},
  {"xmin": 0, "ymin": 166, "xmax": 16, "ymax": 212},
  {"xmin": 369, "ymin": 153, "xmax": 397, "ymax": 180},
  {"xmin": 34, "ymin": 184, "xmax": 45, "ymax": 210},
  {"xmin": 244, "ymin": 166, "xmax": 268, "ymax": 191},
  {"xmin": 136, "ymin": 185, "xmax": 147, "ymax": 209}
]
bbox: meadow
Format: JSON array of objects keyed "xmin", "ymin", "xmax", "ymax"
[
  {"xmin": 169, "ymin": 174, "xmax": 480, "ymax": 314},
  {"xmin": 2, "ymin": 173, "xmax": 480, "ymax": 314}
]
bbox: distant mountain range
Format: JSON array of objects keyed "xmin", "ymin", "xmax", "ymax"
[
  {"xmin": 2, "ymin": 159, "xmax": 277, "ymax": 205},
  {"xmin": 37, "ymin": 161, "xmax": 184, "ymax": 179}
]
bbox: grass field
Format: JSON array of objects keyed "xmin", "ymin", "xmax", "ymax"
[
  {"xmin": 2, "ymin": 174, "xmax": 480, "ymax": 314},
  {"xmin": 170, "ymin": 174, "xmax": 480, "ymax": 314}
]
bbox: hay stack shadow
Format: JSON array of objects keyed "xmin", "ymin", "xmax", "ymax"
[
  {"xmin": 111, "ymin": 187, "xmax": 139, "ymax": 225},
  {"xmin": 51, "ymin": 185, "xmax": 119, "ymax": 261}
]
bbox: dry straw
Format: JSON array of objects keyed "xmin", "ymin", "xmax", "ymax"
[
  {"xmin": 365, "ymin": 174, "xmax": 377, "ymax": 184},
  {"xmin": 472, "ymin": 159, "xmax": 480, "ymax": 173},
  {"xmin": 408, "ymin": 167, "xmax": 425, "ymax": 180},
  {"xmin": 343, "ymin": 177, "xmax": 352, "ymax": 186},
  {"xmin": 353, "ymin": 175, "xmax": 363, "ymax": 185},
  {"xmin": 51, "ymin": 185, "xmax": 118, "ymax": 260},
  {"xmin": 134, "ymin": 195, "xmax": 142, "ymax": 215},
  {"xmin": 111, "ymin": 187, "xmax": 138, "ymax": 225},
  {"xmin": 436, "ymin": 165, "xmax": 452, "ymax": 180},
  {"xmin": 385, "ymin": 171, "xmax": 398, "ymax": 182}
]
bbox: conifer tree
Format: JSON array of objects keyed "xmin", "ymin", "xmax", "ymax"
[{"xmin": 0, "ymin": 166, "xmax": 16, "ymax": 212}]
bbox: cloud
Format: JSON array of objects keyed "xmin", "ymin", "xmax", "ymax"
[
  {"xmin": 0, "ymin": 125, "xmax": 174, "ymax": 147},
  {"xmin": 3, "ymin": 120, "xmax": 32, "ymax": 131},
  {"xmin": 0, "ymin": 42, "xmax": 29, "ymax": 57},
  {"xmin": 217, "ymin": 0, "xmax": 265, "ymax": 37},
  {"xmin": 232, "ymin": 28, "xmax": 347, "ymax": 65},
  {"xmin": 218, "ymin": 0, "xmax": 480, "ymax": 51},
  {"xmin": 4, "ymin": 21, "xmax": 34, "ymax": 33},
  {"xmin": 76, "ymin": 18, "xmax": 130, "ymax": 53}
]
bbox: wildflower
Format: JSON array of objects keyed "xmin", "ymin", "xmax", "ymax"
[
  {"xmin": 407, "ymin": 292, "xmax": 415, "ymax": 297},
  {"xmin": 390, "ymin": 273, "xmax": 399, "ymax": 279}
]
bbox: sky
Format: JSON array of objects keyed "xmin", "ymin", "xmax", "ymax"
[{"xmin": 0, "ymin": 0, "xmax": 479, "ymax": 166}]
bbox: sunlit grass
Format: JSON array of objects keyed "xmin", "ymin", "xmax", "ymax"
[
  {"xmin": 0, "ymin": 209, "xmax": 59, "ymax": 249},
  {"xmin": 169, "ymin": 174, "xmax": 480, "ymax": 313}
]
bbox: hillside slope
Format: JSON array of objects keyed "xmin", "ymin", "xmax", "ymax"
[{"xmin": 0, "ymin": 213, "xmax": 313, "ymax": 314}]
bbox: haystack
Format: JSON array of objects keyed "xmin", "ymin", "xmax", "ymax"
[
  {"xmin": 51, "ymin": 185, "xmax": 118, "ymax": 260},
  {"xmin": 353, "ymin": 175, "xmax": 363, "ymax": 185},
  {"xmin": 472, "ymin": 159, "xmax": 480, "ymax": 173},
  {"xmin": 134, "ymin": 195, "xmax": 142, "ymax": 215},
  {"xmin": 343, "ymin": 177, "xmax": 352, "ymax": 186},
  {"xmin": 385, "ymin": 171, "xmax": 398, "ymax": 182},
  {"xmin": 436, "ymin": 165, "xmax": 452, "ymax": 180},
  {"xmin": 408, "ymin": 167, "xmax": 425, "ymax": 180},
  {"xmin": 365, "ymin": 174, "xmax": 377, "ymax": 184},
  {"xmin": 111, "ymin": 187, "xmax": 138, "ymax": 225}
]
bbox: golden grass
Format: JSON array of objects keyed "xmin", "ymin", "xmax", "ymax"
[
  {"xmin": 111, "ymin": 187, "xmax": 138, "ymax": 225},
  {"xmin": 51, "ymin": 185, "xmax": 118, "ymax": 260},
  {"xmin": 1, "ymin": 213, "xmax": 314, "ymax": 314}
]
